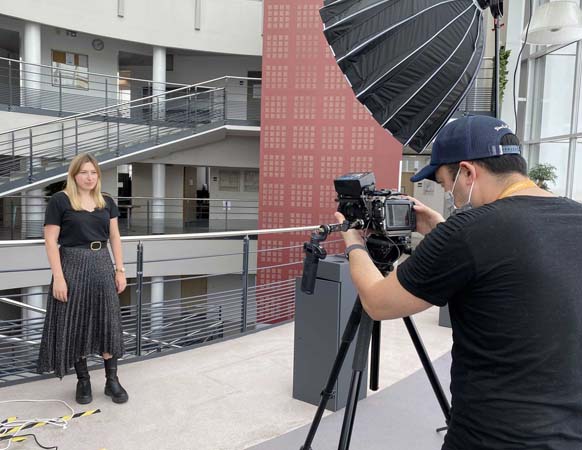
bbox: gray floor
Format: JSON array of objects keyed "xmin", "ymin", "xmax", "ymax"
[
  {"xmin": 249, "ymin": 353, "xmax": 451, "ymax": 450},
  {"xmin": 0, "ymin": 308, "xmax": 452, "ymax": 450}
]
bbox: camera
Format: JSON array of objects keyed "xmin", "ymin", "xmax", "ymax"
[{"xmin": 334, "ymin": 172, "xmax": 416, "ymax": 237}]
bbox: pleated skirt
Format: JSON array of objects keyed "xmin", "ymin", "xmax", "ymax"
[{"xmin": 37, "ymin": 246, "xmax": 124, "ymax": 378}]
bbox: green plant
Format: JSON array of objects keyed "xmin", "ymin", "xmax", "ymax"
[
  {"xmin": 528, "ymin": 163, "xmax": 558, "ymax": 191},
  {"xmin": 499, "ymin": 46, "xmax": 511, "ymax": 104}
]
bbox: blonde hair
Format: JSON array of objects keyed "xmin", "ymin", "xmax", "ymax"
[{"xmin": 63, "ymin": 153, "xmax": 106, "ymax": 211}]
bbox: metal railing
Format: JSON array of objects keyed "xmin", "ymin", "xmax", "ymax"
[
  {"xmin": 0, "ymin": 56, "xmax": 190, "ymax": 116},
  {"xmin": 0, "ymin": 195, "xmax": 259, "ymax": 239},
  {"xmin": 0, "ymin": 226, "xmax": 329, "ymax": 384},
  {"xmin": 457, "ymin": 57, "xmax": 495, "ymax": 116},
  {"xmin": 0, "ymin": 75, "xmax": 261, "ymax": 196}
]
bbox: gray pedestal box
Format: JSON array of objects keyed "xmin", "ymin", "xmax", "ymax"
[{"xmin": 293, "ymin": 255, "xmax": 367, "ymax": 412}]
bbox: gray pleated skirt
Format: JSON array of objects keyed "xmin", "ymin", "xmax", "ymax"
[{"xmin": 37, "ymin": 246, "xmax": 124, "ymax": 378}]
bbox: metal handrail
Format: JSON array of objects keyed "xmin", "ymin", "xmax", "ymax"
[
  {"xmin": 0, "ymin": 56, "xmax": 190, "ymax": 88},
  {"xmin": 0, "ymin": 226, "xmax": 320, "ymax": 248}
]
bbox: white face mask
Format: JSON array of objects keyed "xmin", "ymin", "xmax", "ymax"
[{"xmin": 445, "ymin": 167, "xmax": 475, "ymax": 216}]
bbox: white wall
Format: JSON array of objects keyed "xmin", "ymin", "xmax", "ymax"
[
  {"xmin": 145, "ymin": 135, "xmax": 259, "ymax": 168},
  {"xmin": 1, "ymin": 0, "xmax": 262, "ymax": 55}
]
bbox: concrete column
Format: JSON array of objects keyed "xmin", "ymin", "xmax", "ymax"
[
  {"xmin": 500, "ymin": 0, "xmax": 527, "ymax": 131},
  {"xmin": 23, "ymin": 285, "xmax": 44, "ymax": 341},
  {"xmin": 150, "ymin": 276, "xmax": 164, "ymax": 336},
  {"xmin": 152, "ymin": 163, "xmax": 166, "ymax": 234},
  {"xmin": 22, "ymin": 189, "xmax": 44, "ymax": 239},
  {"xmin": 152, "ymin": 46, "xmax": 166, "ymax": 120},
  {"xmin": 22, "ymin": 21, "xmax": 42, "ymax": 108}
]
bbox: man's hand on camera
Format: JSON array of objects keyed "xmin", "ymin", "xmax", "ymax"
[
  {"xmin": 334, "ymin": 212, "xmax": 365, "ymax": 247},
  {"xmin": 405, "ymin": 196, "xmax": 445, "ymax": 235}
]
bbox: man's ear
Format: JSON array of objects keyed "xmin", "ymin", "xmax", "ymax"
[{"xmin": 459, "ymin": 161, "xmax": 476, "ymax": 183}]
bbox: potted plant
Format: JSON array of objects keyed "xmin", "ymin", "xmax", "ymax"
[{"xmin": 528, "ymin": 163, "xmax": 557, "ymax": 191}]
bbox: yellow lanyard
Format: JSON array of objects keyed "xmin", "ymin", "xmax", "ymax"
[{"xmin": 498, "ymin": 179, "xmax": 537, "ymax": 200}]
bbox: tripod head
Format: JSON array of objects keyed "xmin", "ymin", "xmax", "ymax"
[{"xmin": 300, "ymin": 221, "xmax": 412, "ymax": 294}]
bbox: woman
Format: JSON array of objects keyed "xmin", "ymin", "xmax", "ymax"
[{"xmin": 38, "ymin": 153, "xmax": 128, "ymax": 405}]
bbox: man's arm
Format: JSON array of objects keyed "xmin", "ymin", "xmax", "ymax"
[
  {"xmin": 345, "ymin": 246, "xmax": 432, "ymax": 320},
  {"xmin": 335, "ymin": 210, "xmax": 434, "ymax": 320}
]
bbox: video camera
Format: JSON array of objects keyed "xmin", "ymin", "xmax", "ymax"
[{"xmin": 334, "ymin": 172, "xmax": 416, "ymax": 237}]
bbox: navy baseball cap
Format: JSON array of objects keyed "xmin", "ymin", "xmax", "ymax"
[{"xmin": 410, "ymin": 116, "xmax": 522, "ymax": 182}]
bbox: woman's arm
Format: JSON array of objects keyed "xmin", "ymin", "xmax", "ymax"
[
  {"xmin": 44, "ymin": 225, "xmax": 67, "ymax": 302},
  {"xmin": 109, "ymin": 217, "xmax": 126, "ymax": 294}
]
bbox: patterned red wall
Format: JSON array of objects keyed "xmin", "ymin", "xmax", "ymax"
[{"xmin": 257, "ymin": 0, "xmax": 403, "ymax": 323}]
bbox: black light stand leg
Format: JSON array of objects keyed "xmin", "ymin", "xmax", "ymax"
[
  {"xmin": 403, "ymin": 316, "xmax": 451, "ymax": 426},
  {"xmin": 300, "ymin": 299, "xmax": 364, "ymax": 450},
  {"xmin": 369, "ymin": 321, "xmax": 381, "ymax": 391},
  {"xmin": 338, "ymin": 311, "xmax": 375, "ymax": 450}
]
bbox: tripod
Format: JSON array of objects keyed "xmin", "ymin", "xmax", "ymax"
[{"xmin": 300, "ymin": 227, "xmax": 451, "ymax": 450}]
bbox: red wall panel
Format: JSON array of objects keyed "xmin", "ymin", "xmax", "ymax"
[{"xmin": 257, "ymin": 0, "xmax": 403, "ymax": 323}]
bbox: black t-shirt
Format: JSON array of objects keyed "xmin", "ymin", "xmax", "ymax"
[
  {"xmin": 397, "ymin": 196, "xmax": 582, "ymax": 450},
  {"xmin": 44, "ymin": 191, "xmax": 119, "ymax": 247}
]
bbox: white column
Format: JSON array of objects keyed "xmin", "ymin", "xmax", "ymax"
[
  {"xmin": 152, "ymin": 46, "xmax": 166, "ymax": 120},
  {"xmin": 152, "ymin": 163, "xmax": 166, "ymax": 234},
  {"xmin": 150, "ymin": 276, "xmax": 164, "ymax": 336},
  {"xmin": 500, "ymin": 0, "xmax": 527, "ymax": 131},
  {"xmin": 22, "ymin": 189, "xmax": 44, "ymax": 239},
  {"xmin": 22, "ymin": 21, "xmax": 42, "ymax": 109},
  {"xmin": 23, "ymin": 285, "xmax": 44, "ymax": 341}
]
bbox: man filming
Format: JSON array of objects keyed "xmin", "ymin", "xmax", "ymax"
[{"xmin": 335, "ymin": 115, "xmax": 582, "ymax": 449}]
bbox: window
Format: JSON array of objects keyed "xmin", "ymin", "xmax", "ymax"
[
  {"xmin": 244, "ymin": 170, "xmax": 259, "ymax": 192},
  {"xmin": 218, "ymin": 169, "xmax": 240, "ymax": 192},
  {"xmin": 52, "ymin": 50, "xmax": 89, "ymax": 90}
]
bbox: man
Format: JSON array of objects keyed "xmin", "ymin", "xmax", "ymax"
[{"xmin": 336, "ymin": 116, "xmax": 582, "ymax": 449}]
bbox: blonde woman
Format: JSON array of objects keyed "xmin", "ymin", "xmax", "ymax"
[{"xmin": 38, "ymin": 153, "xmax": 128, "ymax": 405}]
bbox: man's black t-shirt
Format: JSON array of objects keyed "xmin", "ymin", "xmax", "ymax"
[
  {"xmin": 44, "ymin": 191, "xmax": 119, "ymax": 247},
  {"xmin": 397, "ymin": 196, "xmax": 582, "ymax": 450}
]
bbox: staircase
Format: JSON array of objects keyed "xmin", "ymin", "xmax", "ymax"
[{"xmin": 0, "ymin": 76, "xmax": 261, "ymax": 196}]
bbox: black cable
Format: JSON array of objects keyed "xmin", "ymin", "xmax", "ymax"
[
  {"xmin": 10, "ymin": 433, "xmax": 58, "ymax": 450},
  {"xmin": 513, "ymin": 0, "xmax": 534, "ymax": 136}
]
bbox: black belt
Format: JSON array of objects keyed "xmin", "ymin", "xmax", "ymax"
[{"xmin": 64, "ymin": 241, "xmax": 107, "ymax": 251}]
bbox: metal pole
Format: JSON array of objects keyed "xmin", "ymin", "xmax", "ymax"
[
  {"xmin": 241, "ymin": 235, "xmax": 250, "ymax": 333},
  {"xmin": 494, "ymin": 17, "xmax": 501, "ymax": 119},
  {"xmin": 61, "ymin": 122, "xmax": 65, "ymax": 160},
  {"xmin": 58, "ymin": 71, "xmax": 63, "ymax": 116},
  {"xmin": 146, "ymin": 200, "xmax": 151, "ymax": 234},
  {"xmin": 8, "ymin": 60, "xmax": 12, "ymax": 111},
  {"xmin": 74, "ymin": 118, "xmax": 79, "ymax": 155},
  {"xmin": 28, "ymin": 129, "xmax": 33, "ymax": 182},
  {"xmin": 136, "ymin": 241, "xmax": 144, "ymax": 356},
  {"xmin": 156, "ymin": 97, "xmax": 160, "ymax": 144},
  {"xmin": 117, "ymin": 107, "xmax": 121, "ymax": 155},
  {"xmin": 105, "ymin": 78, "xmax": 109, "ymax": 109},
  {"xmin": 11, "ymin": 131, "xmax": 15, "ymax": 158}
]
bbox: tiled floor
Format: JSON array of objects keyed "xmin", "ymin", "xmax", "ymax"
[{"xmin": 0, "ymin": 307, "xmax": 452, "ymax": 450}]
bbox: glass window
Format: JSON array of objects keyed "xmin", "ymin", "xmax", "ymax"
[
  {"xmin": 535, "ymin": 44, "xmax": 577, "ymax": 138},
  {"xmin": 537, "ymin": 142, "xmax": 570, "ymax": 196},
  {"xmin": 573, "ymin": 141, "xmax": 582, "ymax": 202}
]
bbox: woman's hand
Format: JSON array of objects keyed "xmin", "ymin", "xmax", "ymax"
[
  {"xmin": 334, "ymin": 212, "xmax": 365, "ymax": 247},
  {"xmin": 405, "ymin": 196, "xmax": 445, "ymax": 235},
  {"xmin": 115, "ymin": 271, "xmax": 127, "ymax": 294},
  {"xmin": 53, "ymin": 277, "xmax": 68, "ymax": 302}
]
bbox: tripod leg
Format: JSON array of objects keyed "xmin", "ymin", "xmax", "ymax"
[
  {"xmin": 369, "ymin": 321, "xmax": 381, "ymax": 391},
  {"xmin": 300, "ymin": 299, "xmax": 363, "ymax": 450},
  {"xmin": 338, "ymin": 311, "xmax": 375, "ymax": 450},
  {"xmin": 403, "ymin": 316, "xmax": 451, "ymax": 423}
]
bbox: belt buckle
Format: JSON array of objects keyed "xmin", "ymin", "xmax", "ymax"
[{"xmin": 90, "ymin": 241, "xmax": 102, "ymax": 251}]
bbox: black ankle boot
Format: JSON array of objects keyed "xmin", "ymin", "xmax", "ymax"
[
  {"xmin": 104, "ymin": 357, "xmax": 128, "ymax": 404},
  {"xmin": 73, "ymin": 358, "xmax": 92, "ymax": 405}
]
